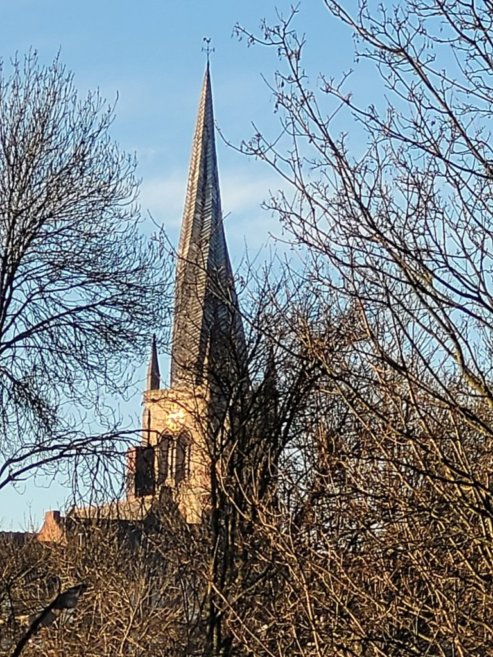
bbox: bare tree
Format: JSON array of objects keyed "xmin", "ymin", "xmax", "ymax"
[
  {"xmin": 184, "ymin": 270, "xmax": 337, "ymax": 657},
  {"xmin": 0, "ymin": 52, "xmax": 170, "ymax": 492},
  {"xmin": 9, "ymin": 7, "xmax": 493, "ymax": 653},
  {"xmin": 227, "ymin": 2, "xmax": 493, "ymax": 655},
  {"xmin": 0, "ymin": 517, "xmax": 196, "ymax": 657}
]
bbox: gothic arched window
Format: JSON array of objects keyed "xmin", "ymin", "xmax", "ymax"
[
  {"xmin": 156, "ymin": 432, "xmax": 190, "ymax": 487},
  {"xmin": 175, "ymin": 433, "xmax": 190, "ymax": 484},
  {"xmin": 157, "ymin": 433, "xmax": 172, "ymax": 486}
]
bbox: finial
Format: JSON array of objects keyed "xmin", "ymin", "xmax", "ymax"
[
  {"xmin": 146, "ymin": 333, "xmax": 160, "ymax": 391},
  {"xmin": 202, "ymin": 37, "xmax": 215, "ymax": 64}
]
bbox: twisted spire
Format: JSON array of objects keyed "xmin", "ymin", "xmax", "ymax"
[{"xmin": 170, "ymin": 65, "xmax": 245, "ymax": 388}]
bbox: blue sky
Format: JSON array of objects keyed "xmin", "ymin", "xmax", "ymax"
[
  {"xmin": 0, "ymin": 1, "xmax": 356, "ymax": 256},
  {"xmin": 0, "ymin": 0, "xmax": 360, "ymax": 529}
]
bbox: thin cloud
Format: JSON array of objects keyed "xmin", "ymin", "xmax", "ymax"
[
  {"xmin": 140, "ymin": 171, "xmax": 187, "ymax": 229},
  {"xmin": 140, "ymin": 168, "xmax": 288, "ymax": 244}
]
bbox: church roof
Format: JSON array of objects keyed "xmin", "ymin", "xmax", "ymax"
[{"xmin": 170, "ymin": 64, "xmax": 246, "ymax": 388}]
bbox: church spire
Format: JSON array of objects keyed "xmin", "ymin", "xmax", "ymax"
[
  {"xmin": 170, "ymin": 65, "xmax": 245, "ymax": 388},
  {"xmin": 146, "ymin": 334, "xmax": 160, "ymax": 391}
]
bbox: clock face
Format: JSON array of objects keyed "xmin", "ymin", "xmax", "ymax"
[{"xmin": 167, "ymin": 406, "xmax": 186, "ymax": 432}]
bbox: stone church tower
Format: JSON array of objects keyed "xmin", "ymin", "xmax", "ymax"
[
  {"xmin": 126, "ymin": 64, "xmax": 247, "ymax": 523},
  {"xmin": 37, "ymin": 65, "xmax": 247, "ymax": 539}
]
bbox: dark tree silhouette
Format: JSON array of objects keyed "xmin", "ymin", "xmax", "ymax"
[{"xmin": 0, "ymin": 52, "xmax": 170, "ymax": 492}]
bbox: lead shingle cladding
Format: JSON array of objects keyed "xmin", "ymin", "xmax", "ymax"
[{"xmin": 170, "ymin": 65, "xmax": 246, "ymax": 389}]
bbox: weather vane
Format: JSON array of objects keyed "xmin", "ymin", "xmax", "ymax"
[{"xmin": 202, "ymin": 37, "xmax": 215, "ymax": 63}]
